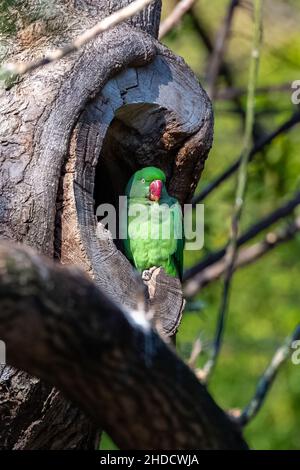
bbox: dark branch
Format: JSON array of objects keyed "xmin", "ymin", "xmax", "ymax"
[
  {"xmin": 189, "ymin": 5, "xmax": 247, "ymax": 122},
  {"xmin": 189, "ymin": 2, "xmax": 265, "ymax": 144},
  {"xmin": 192, "ymin": 110, "xmax": 300, "ymax": 204},
  {"xmin": 206, "ymin": 0, "xmax": 240, "ymax": 100},
  {"xmin": 185, "ymin": 190, "xmax": 300, "ymax": 283},
  {"xmin": 184, "ymin": 217, "xmax": 300, "ymax": 296},
  {"xmin": 189, "ymin": 7, "xmax": 234, "ymax": 87},
  {"xmin": 195, "ymin": 0, "xmax": 263, "ymax": 383},
  {"xmin": 236, "ymin": 325, "xmax": 300, "ymax": 427},
  {"xmin": 0, "ymin": 242, "xmax": 247, "ymax": 450}
]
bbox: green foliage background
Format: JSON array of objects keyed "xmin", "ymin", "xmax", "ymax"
[
  {"xmin": 167, "ymin": 0, "xmax": 300, "ymax": 450},
  {"xmin": 103, "ymin": 0, "xmax": 300, "ymax": 450}
]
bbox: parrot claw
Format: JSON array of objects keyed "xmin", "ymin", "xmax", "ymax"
[{"xmin": 142, "ymin": 267, "xmax": 158, "ymax": 281}]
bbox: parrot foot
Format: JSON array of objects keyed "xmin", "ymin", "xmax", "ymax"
[{"xmin": 142, "ymin": 267, "xmax": 158, "ymax": 281}]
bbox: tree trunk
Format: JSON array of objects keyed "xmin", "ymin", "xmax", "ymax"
[{"xmin": 0, "ymin": 0, "xmax": 214, "ymax": 449}]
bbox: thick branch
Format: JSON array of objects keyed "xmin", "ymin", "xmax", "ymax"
[
  {"xmin": 0, "ymin": 0, "xmax": 210, "ymax": 448},
  {"xmin": 0, "ymin": 242, "xmax": 247, "ymax": 450},
  {"xmin": 2, "ymin": 0, "xmax": 156, "ymax": 77}
]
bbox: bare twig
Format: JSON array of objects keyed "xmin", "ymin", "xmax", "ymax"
[
  {"xmin": 192, "ymin": 110, "xmax": 300, "ymax": 204},
  {"xmin": 201, "ymin": 0, "xmax": 263, "ymax": 383},
  {"xmin": 189, "ymin": 8, "xmax": 215, "ymax": 53},
  {"xmin": 189, "ymin": 6, "xmax": 235, "ymax": 88},
  {"xmin": 189, "ymin": 6, "xmax": 247, "ymax": 123},
  {"xmin": 185, "ymin": 191, "xmax": 300, "ymax": 281},
  {"xmin": 206, "ymin": 0, "xmax": 240, "ymax": 99},
  {"xmin": 236, "ymin": 325, "xmax": 300, "ymax": 427},
  {"xmin": 159, "ymin": 0, "xmax": 197, "ymax": 39},
  {"xmin": 189, "ymin": 4, "xmax": 265, "ymax": 143},
  {"xmin": 1, "ymin": 0, "xmax": 154, "ymax": 77},
  {"xmin": 184, "ymin": 217, "xmax": 300, "ymax": 297},
  {"xmin": 187, "ymin": 337, "xmax": 203, "ymax": 369}
]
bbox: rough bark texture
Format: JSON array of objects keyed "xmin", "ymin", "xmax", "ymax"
[
  {"xmin": 0, "ymin": 367, "xmax": 97, "ymax": 450},
  {"xmin": 0, "ymin": 242, "xmax": 248, "ymax": 450},
  {"xmin": 0, "ymin": 0, "xmax": 165, "ymax": 450},
  {"xmin": 55, "ymin": 44, "xmax": 212, "ymax": 331},
  {"xmin": 0, "ymin": 0, "xmax": 214, "ymax": 448}
]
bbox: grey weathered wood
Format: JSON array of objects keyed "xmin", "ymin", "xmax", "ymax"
[
  {"xmin": 56, "ymin": 48, "xmax": 212, "ymax": 335},
  {"xmin": 0, "ymin": 242, "xmax": 248, "ymax": 450},
  {"xmin": 0, "ymin": 0, "xmax": 213, "ymax": 449},
  {"xmin": 143, "ymin": 267, "xmax": 186, "ymax": 336},
  {"xmin": 0, "ymin": 0, "xmax": 162, "ymax": 450}
]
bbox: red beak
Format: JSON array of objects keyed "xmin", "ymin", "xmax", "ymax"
[{"xmin": 149, "ymin": 180, "xmax": 163, "ymax": 202}]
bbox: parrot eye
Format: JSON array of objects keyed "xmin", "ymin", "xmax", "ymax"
[{"xmin": 141, "ymin": 178, "xmax": 145, "ymax": 184}]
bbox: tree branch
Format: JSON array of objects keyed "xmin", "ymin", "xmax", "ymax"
[
  {"xmin": 201, "ymin": 0, "xmax": 263, "ymax": 382},
  {"xmin": 184, "ymin": 191, "xmax": 300, "ymax": 282},
  {"xmin": 192, "ymin": 110, "xmax": 300, "ymax": 204},
  {"xmin": 236, "ymin": 325, "xmax": 300, "ymax": 427},
  {"xmin": 0, "ymin": 242, "xmax": 248, "ymax": 450},
  {"xmin": 159, "ymin": 0, "xmax": 197, "ymax": 39},
  {"xmin": 189, "ymin": 2, "xmax": 267, "ymax": 150},
  {"xmin": 189, "ymin": 7, "xmax": 234, "ymax": 86},
  {"xmin": 1, "ymin": 0, "xmax": 154, "ymax": 77},
  {"xmin": 206, "ymin": 0, "xmax": 239, "ymax": 100},
  {"xmin": 189, "ymin": 5, "xmax": 249, "ymax": 124},
  {"xmin": 184, "ymin": 217, "xmax": 300, "ymax": 297}
]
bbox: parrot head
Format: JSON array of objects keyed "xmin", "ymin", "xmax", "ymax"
[{"xmin": 125, "ymin": 167, "xmax": 166, "ymax": 202}]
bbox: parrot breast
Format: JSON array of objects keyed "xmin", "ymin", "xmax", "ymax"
[{"xmin": 126, "ymin": 200, "xmax": 180, "ymax": 277}]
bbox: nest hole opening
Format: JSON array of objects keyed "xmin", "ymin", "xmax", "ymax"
[{"xmin": 93, "ymin": 103, "xmax": 180, "ymax": 251}]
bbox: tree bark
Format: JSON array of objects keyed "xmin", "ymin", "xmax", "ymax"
[
  {"xmin": 0, "ymin": 0, "xmax": 213, "ymax": 448},
  {"xmin": 0, "ymin": 242, "xmax": 248, "ymax": 450},
  {"xmin": 0, "ymin": 367, "xmax": 97, "ymax": 449}
]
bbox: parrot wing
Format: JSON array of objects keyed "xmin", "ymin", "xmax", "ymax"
[{"xmin": 171, "ymin": 198, "xmax": 184, "ymax": 281}]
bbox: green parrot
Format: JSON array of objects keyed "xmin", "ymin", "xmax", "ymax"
[{"xmin": 123, "ymin": 167, "xmax": 184, "ymax": 279}]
